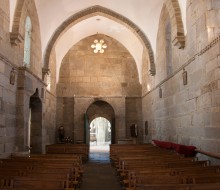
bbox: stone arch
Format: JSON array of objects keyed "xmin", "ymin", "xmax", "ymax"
[
  {"xmin": 10, "ymin": 0, "xmax": 25, "ymax": 45},
  {"xmin": 10, "ymin": 0, "xmax": 42, "ymax": 76},
  {"xmin": 164, "ymin": 0, "xmax": 185, "ymax": 49},
  {"xmin": 86, "ymin": 100, "xmax": 115, "ymax": 144},
  {"xmin": 0, "ymin": 0, "xmax": 10, "ymax": 34},
  {"xmin": 86, "ymin": 100, "xmax": 115, "ymax": 122},
  {"xmin": 43, "ymin": 5, "xmax": 155, "ymax": 75},
  {"xmin": 88, "ymin": 114, "xmax": 112, "ymax": 126}
]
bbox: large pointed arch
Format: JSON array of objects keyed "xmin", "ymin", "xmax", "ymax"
[
  {"xmin": 10, "ymin": 0, "xmax": 25, "ymax": 45},
  {"xmin": 43, "ymin": 5, "xmax": 156, "ymax": 76},
  {"xmin": 165, "ymin": 0, "xmax": 185, "ymax": 49}
]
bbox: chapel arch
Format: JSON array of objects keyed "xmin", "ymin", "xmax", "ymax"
[
  {"xmin": 10, "ymin": 0, "xmax": 25, "ymax": 45},
  {"xmin": 9, "ymin": 0, "xmax": 42, "ymax": 77},
  {"xmin": 156, "ymin": 4, "xmax": 175, "ymax": 80},
  {"xmin": 85, "ymin": 100, "xmax": 115, "ymax": 145},
  {"xmin": 43, "ymin": 5, "xmax": 156, "ymax": 77},
  {"xmin": 164, "ymin": 0, "xmax": 185, "ymax": 49}
]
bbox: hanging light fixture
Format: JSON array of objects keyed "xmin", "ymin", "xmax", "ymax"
[{"xmin": 91, "ymin": 39, "xmax": 107, "ymax": 53}]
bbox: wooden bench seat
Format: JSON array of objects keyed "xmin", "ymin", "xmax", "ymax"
[
  {"xmin": 0, "ymin": 153, "xmax": 84, "ymax": 190},
  {"xmin": 1, "ymin": 177, "xmax": 76, "ymax": 189},
  {"xmin": 111, "ymin": 144, "xmax": 220, "ymax": 190},
  {"xmin": 137, "ymin": 183, "xmax": 220, "ymax": 190},
  {"xmin": 46, "ymin": 144, "xmax": 89, "ymax": 163}
]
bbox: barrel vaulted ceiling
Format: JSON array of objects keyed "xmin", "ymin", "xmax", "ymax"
[{"xmin": 9, "ymin": 0, "xmax": 187, "ymax": 83}]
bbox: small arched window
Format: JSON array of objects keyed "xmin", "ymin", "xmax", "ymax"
[
  {"xmin": 23, "ymin": 16, "xmax": 32, "ymax": 67},
  {"xmin": 46, "ymin": 72, "xmax": 51, "ymax": 91}
]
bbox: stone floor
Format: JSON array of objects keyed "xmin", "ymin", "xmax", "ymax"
[{"xmin": 80, "ymin": 144, "xmax": 121, "ymax": 190}]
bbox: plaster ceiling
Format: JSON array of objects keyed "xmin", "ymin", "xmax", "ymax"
[{"xmin": 9, "ymin": 0, "xmax": 187, "ymax": 83}]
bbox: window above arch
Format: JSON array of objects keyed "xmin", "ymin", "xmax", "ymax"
[{"xmin": 23, "ymin": 16, "xmax": 32, "ymax": 67}]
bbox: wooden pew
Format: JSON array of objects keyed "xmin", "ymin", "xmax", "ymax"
[
  {"xmin": 110, "ymin": 144, "xmax": 220, "ymax": 190},
  {"xmin": 46, "ymin": 144, "xmax": 89, "ymax": 163},
  {"xmin": 0, "ymin": 153, "xmax": 83, "ymax": 190}
]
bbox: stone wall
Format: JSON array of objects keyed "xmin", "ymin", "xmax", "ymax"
[
  {"xmin": 1, "ymin": 0, "xmax": 220, "ymax": 162},
  {"xmin": 57, "ymin": 34, "xmax": 141, "ymax": 97},
  {"xmin": 0, "ymin": 58, "xmax": 17, "ymax": 157},
  {"xmin": 0, "ymin": 0, "xmax": 46, "ymax": 156},
  {"xmin": 73, "ymin": 97, "xmax": 126, "ymax": 143},
  {"xmin": 16, "ymin": 67, "xmax": 46, "ymax": 152},
  {"xmin": 126, "ymin": 97, "xmax": 143, "ymax": 142},
  {"xmin": 44, "ymin": 48, "xmax": 57, "ymax": 146},
  {"xmin": 142, "ymin": 0, "xmax": 220, "ymax": 163},
  {"xmin": 0, "ymin": 1, "xmax": 18, "ymax": 157},
  {"xmin": 44, "ymin": 91, "xmax": 56, "ymax": 146},
  {"xmin": 56, "ymin": 96, "xmax": 127, "ymax": 144},
  {"xmin": 56, "ymin": 97, "xmax": 74, "ymax": 142},
  {"xmin": 56, "ymin": 34, "xmax": 141, "ymax": 143}
]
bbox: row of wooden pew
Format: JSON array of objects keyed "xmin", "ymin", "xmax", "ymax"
[
  {"xmin": 46, "ymin": 144, "xmax": 89, "ymax": 163},
  {"xmin": 110, "ymin": 144, "xmax": 220, "ymax": 190},
  {"xmin": 0, "ymin": 153, "xmax": 83, "ymax": 190}
]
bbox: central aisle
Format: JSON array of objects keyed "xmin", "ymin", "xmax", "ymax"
[{"xmin": 80, "ymin": 145, "xmax": 121, "ymax": 190}]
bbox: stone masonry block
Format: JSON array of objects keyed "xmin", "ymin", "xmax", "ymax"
[
  {"xmin": 204, "ymin": 127, "xmax": 220, "ymax": 139},
  {"xmin": 207, "ymin": 0, "xmax": 220, "ymax": 10},
  {"xmin": 0, "ymin": 114, "xmax": 5, "ymax": 127},
  {"xmin": 0, "ymin": 143, "xmax": 4, "ymax": 153},
  {"xmin": 196, "ymin": 92, "xmax": 212, "ymax": 110},
  {"xmin": 217, "ymin": 54, "xmax": 220, "ymax": 67},
  {"xmin": 206, "ymin": 57, "xmax": 218, "ymax": 73},
  {"xmin": 192, "ymin": 112, "xmax": 211, "ymax": 127},
  {"xmin": 206, "ymin": 10, "xmax": 218, "ymax": 27},
  {"xmin": 0, "ymin": 127, "xmax": 6, "ymax": 137},
  {"xmin": 210, "ymin": 112, "xmax": 220, "ymax": 125},
  {"xmin": 0, "ymin": 60, "xmax": 5, "ymax": 74},
  {"xmin": 212, "ymin": 89, "xmax": 220, "ymax": 106}
]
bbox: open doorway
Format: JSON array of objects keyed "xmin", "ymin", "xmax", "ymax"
[
  {"xmin": 90, "ymin": 117, "xmax": 111, "ymax": 149},
  {"xmin": 85, "ymin": 100, "xmax": 115, "ymax": 160}
]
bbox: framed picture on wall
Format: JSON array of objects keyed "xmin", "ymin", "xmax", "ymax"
[
  {"xmin": 182, "ymin": 69, "xmax": 187, "ymax": 85},
  {"xmin": 159, "ymin": 87, "xmax": 162, "ymax": 98}
]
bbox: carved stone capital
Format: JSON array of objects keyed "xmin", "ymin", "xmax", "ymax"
[
  {"xmin": 172, "ymin": 36, "xmax": 185, "ymax": 49},
  {"xmin": 10, "ymin": 32, "xmax": 24, "ymax": 46},
  {"xmin": 42, "ymin": 68, "xmax": 50, "ymax": 74}
]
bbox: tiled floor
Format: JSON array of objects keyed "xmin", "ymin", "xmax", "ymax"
[{"xmin": 80, "ymin": 145, "xmax": 121, "ymax": 190}]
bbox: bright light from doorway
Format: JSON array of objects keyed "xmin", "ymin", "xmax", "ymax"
[{"xmin": 90, "ymin": 117, "xmax": 111, "ymax": 149}]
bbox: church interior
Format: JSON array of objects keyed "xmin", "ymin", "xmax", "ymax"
[{"xmin": 0, "ymin": 0, "xmax": 220, "ymax": 189}]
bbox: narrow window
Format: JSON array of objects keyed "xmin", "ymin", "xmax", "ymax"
[
  {"xmin": 23, "ymin": 16, "xmax": 32, "ymax": 67},
  {"xmin": 166, "ymin": 20, "xmax": 172, "ymax": 76}
]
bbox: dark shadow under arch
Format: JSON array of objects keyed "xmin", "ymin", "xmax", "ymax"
[{"xmin": 29, "ymin": 89, "xmax": 42, "ymax": 153}]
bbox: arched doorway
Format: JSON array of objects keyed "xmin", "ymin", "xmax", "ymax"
[
  {"xmin": 85, "ymin": 100, "xmax": 115, "ymax": 149},
  {"xmin": 90, "ymin": 117, "xmax": 111, "ymax": 147},
  {"xmin": 28, "ymin": 89, "xmax": 42, "ymax": 153}
]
